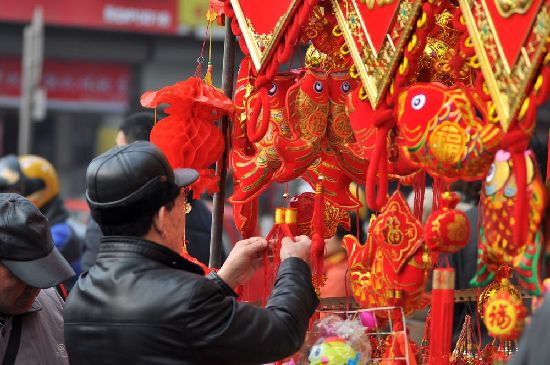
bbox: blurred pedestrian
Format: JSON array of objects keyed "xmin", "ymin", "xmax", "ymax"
[
  {"xmin": 0, "ymin": 154, "xmax": 83, "ymax": 288},
  {"xmin": 0, "ymin": 194, "xmax": 74, "ymax": 365},
  {"xmin": 64, "ymin": 141, "xmax": 318, "ymax": 364},
  {"xmin": 319, "ymin": 221, "xmax": 360, "ymax": 299},
  {"xmin": 81, "ymin": 111, "xmax": 213, "ymax": 270}
]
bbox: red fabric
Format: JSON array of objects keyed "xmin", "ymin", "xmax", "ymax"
[
  {"xmin": 311, "ymin": 182, "xmax": 326, "ymax": 289},
  {"xmin": 428, "ymin": 268, "xmax": 454, "ymax": 365},
  {"xmin": 344, "ymin": 192, "xmax": 429, "ymax": 318},
  {"xmin": 327, "ymin": 72, "xmax": 364, "ymax": 183},
  {"xmin": 274, "ymin": 70, "xmax": 329, "ymax": 182},
  {"xmin": 365, "ymin": 107, "xmax": 394, "ymax": 211},
  {"xmin": 289, "ymin": 192, "xmax": 351, "ymax": 238},
  {"xmin": 247, "ymin": 88, "xmax": 270, "ymax": 143},
  {"xmin": 232, "ymin": 57, "xmax": 252, "ymax": 152},
  {"xmin": 352, "ymin": 0, "xmax": 400, "ymax": 53},
  {"xmin": 396, "ymin": 83, "xmax": 503, "ymax": 182},
  {"xmin": 236, "ymin": 0, "xmax": 297, "ymax": 34},
  {"xmin": 302, "ymin": 153, "xmax": 361, "ymax": 210},
  {"xmin": 381, "ymin": 332, "xmax": 418, "ymax": 365},
  {"xmin": 229, "ymin": 71, "xmax": 296, "ymax": 206},
  {"xmin": 484, "ymin": 0, "xmax": 543, "ymax": 68},
  {"xmin": 225, "ymin": 0, "xmax": 321, "ymax": 144},
  {"xmin": 141, "ymin": 77, "xmax": 234, "ymax": 198},
  {"xmin": 425, "ymin": 192, "xmax": 470, "ymax": 254},
  {"xmin": 233, "ymin": 200, "xmax": 259, "ymax": 239}
]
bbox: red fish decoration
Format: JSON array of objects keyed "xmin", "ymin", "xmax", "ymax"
[
  {"xmin": 396, "ymin": 83, "xmax": 503, "ymax": 181},
  {"xmin": 471, "ymin": 150, "xmax": 546, "ymax": 295}
]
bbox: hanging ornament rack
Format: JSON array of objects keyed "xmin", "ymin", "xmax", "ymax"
[{"xmin": 319, "ymin": 288, "xmax": 531, "ymax": 311}]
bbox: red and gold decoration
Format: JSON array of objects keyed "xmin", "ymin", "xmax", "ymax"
[
  {"xmin": 343, "ymin": 191, "xmax": 431, "ymax": 318},
  {"xmin": 451, "ymin": 315, "xmax": 476, "ymax": 364},
  {"xmin": 471, "ymin": 149, "xmax": 547, "ymax": 295},
  {"xmin": 185, "ymin": 1, "xmax": 550, "ymax": 362},
  {"xmin": 140, "ymin": 77, "xmax": 234, "ymax": 198},
  {"xmin": 396, "ymin": 83, "xmax": 503, "ymax": 181},
  {"xmin": 429, "ymin": 268, "xmax": 455, "ymax": 365},
  {"xmin": 458, "ymin": 0, "xmax": 550, "ymax": 130},
  {"xmin": 289, "ymin": 191, "xmax": 351, "ymax": 239},
  {"xmin": 226, "ymin": 0, "xmax": 301, "ymax": 73},
  {"xmin": 483, "ymin": 289, "xmax": 526, "ymax": 341},
  {"xmin": 480, "ymin": 267, "xmax": 527, "ymax": 342},
  {"xmin": 330, "ymin": 0, "xmax": 422, "ymax": 109},
  {"xmin": 424, "ymin": 192, "xmax": 470, "ymax": 253},
  {"xmin": 230, "ymin": 45, "xmax": 363, "ymax": 237}
]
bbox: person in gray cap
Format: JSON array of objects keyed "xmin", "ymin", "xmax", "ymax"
[
  {"xmin": 63, "ymin": 141, "xmax": 318, "ymax": 365},
  {"xmin": 0, "ymin": 193, "xmax": 75, "ymax": 365}
]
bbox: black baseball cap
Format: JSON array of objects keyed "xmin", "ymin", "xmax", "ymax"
[
  {"xmin": 0, "ymin": 193, "xmax": 75, "ymax": 288},
  {"xmin": 86, "ymin": 141, "xmax": 199, "ymax": 224}
]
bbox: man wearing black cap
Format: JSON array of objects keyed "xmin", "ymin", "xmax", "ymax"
[
  {"xmin": 82, "ymin": 111, "xmax": 216, "ymax": 270},
  {"xmin": 64, "ymin": 141, "xmax": 318, "ymax": 364},
  {"xmin": 0, "ymin": 194, "xmax": 75, "ymax": 365}
]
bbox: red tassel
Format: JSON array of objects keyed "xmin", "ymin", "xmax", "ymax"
[
  {"xmin": 247, "ymin": 87, "xmax": 271, "ymax": 143},
  {"xmin": 311, "ymin": 178, "xmax": 325, "ymax": 289},
  {"xmin": 428, "ymin": 268, "xmax": 455, "ymax": 365},
  {"xmin": 365, "ymin": 108, "xmax": 394, "ymax": 211},
  {"xmin": 262, "ymin": 207, "xmax": 298, "ymax": 304},
  {"xmin": 413, "ymin": 171, "xmax": 426, "ymax": 221},
  {"xmin": 501, "ymin": 130, "xmax": 531, "ymax": 246}
]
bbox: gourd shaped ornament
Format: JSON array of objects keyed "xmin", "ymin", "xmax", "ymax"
[
  {"xmin": 396, "ymin": 83, "xmax": 503, "ymax": 181},
  {"xmin": 342, "ymin": 191, "xmax": 431, "ymax": 318},
  {"xmin": 471, "ymin": 150, "xmax": 546, "ymax": 295},
  {"xmin": 140, "ymin": 77, "xmax": 234, "ymax": 197}
]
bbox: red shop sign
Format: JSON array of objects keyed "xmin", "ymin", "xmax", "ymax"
[
  {"xmin": 1, "ymin": 0, "xmax": 178, "ymax": 34},
  {"xmin": 0, "ymin": 57, "xmax": 130, "ymax": 112}
]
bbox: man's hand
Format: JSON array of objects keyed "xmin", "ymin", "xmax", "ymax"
[
  {"xmin": 280, "ymin": 235, "xmax": 311, "ymax": 265},
  {"xmin": 217, "ymin": 237, "xmax": 268, "ymax": 289}
]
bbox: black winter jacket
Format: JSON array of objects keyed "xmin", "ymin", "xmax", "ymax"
[{"xmin": 64, "ymin": 236, "xmax": 318, "ymax": 364}]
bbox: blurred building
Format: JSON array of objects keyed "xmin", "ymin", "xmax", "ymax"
[{"xmin": 0, "ymin": 0, "xmax": 228, "ymax": 197}]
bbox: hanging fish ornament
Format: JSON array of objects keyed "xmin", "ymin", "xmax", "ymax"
[
  {"xmin": 471, "ymin": 150, "xmax": 546, "ymax": 295},
  {"xmin": 396, "ymin": 82, "xmax": 503, "ymax": 181},
  {"xmin": 342, "ymin": 192, "xmax": 431, "ymax": 318}
]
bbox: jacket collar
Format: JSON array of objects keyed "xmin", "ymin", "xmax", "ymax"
[{"xmin": 98, "ymin": 236, "xmax": 204, "ymax": 275}]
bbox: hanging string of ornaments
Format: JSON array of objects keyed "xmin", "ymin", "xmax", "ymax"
[{"xmin": 141, "ymin": 0, "xmax": 550, "ymax": 363}]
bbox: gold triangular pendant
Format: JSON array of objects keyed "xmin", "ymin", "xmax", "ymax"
[
  {"xmin": 459, "ymin": 0, "xmax": 550, "ymax": 130},
  {"xmin": 331, "ymin": 0, "xmax": 422, "ymax": 109},
  {"xmin": 230, "ymin": 0, "xmax": 300, "ymax": 73}
]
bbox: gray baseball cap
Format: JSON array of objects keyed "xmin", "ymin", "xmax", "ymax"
[{"xmin": 0, "ymin": 193, "xmax": 75, "ymax": 288}]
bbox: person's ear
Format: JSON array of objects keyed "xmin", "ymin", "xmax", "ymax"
[{"xmin": 152, "ymin": 206, "xmax": 168, "ymax": 238}]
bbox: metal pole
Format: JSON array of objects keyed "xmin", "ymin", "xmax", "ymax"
[
  {"xmin": 18, "ymin": 25, "xmax": 33, "ymax": 155},
  {"xmin": 18, "ymin": 7, "xmax": 43, "ymax": 155},
  {"xmin": 209, "ymin": 21, "xmax": 236, "ymax": 269}
]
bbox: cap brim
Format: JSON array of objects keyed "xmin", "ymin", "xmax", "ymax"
[
  {"xmin": 1, "ymin": 247, "xmax": 75, "ymax": 288},
  {"xmin": 174, "ymin": 168, "xmax": 199, "ymax": 187}
]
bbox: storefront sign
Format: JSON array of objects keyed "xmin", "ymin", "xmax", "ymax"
[
  {"xmin": 0, "ymin": 57, "xmax": 130, "ymax": 112},
  {"xmin": 2, "ymin": 0, "xmax": 178, "ymax": 34}
]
